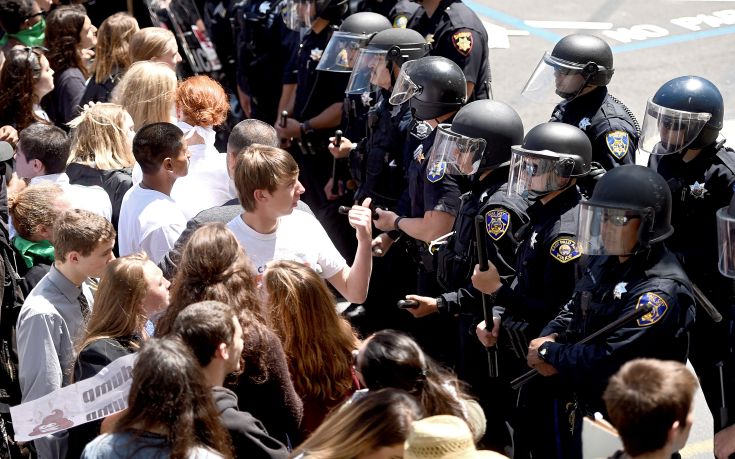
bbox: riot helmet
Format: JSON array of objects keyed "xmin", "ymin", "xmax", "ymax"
[
  {"xmin": 426, "ymin": 100, "xmax": 524, "ymax": 176},
  {"xmin": 717, "ymin": 195, "xmax": 735, "ymax": 278},
  {"xmin": 577, "ymin": 165, "xmax": 673, "ymax": 256},
  {"xmin": 346, "ymin": 27, "xmax": 430, "ymax": 94},
  {"xmin": 282, "ymin": 0, "xmax": 348, "ymax": 32},
  {"xmin": 639, "ymin": 76, "xmax": 724, "ymax": 156},
  {"xmin": 389, "ymin": 56, "xmax": 466, "ymax": 121},
  {"xmin": 317, "ymin": 12, "xmax": 391, "ymax": 72},
  {"xmin": 522, "ymin": 34, "xmax": 614, "ymax": 102},
  {"xmin": 508, "ymin": 122, "xmax": 592, "ymax": 200}
]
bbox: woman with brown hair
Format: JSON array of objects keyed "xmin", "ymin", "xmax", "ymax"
[
  {"xmin": 110, "ymin": 60, "xmax": 177, "ymax": 131},
  {"xmin": 80, "ymin": 338, "xmax": 232, "ymax": 459},
  {"xmin": 68, "ymin": 253, "xmax": 170, "ymax": 458},
  {"xmin": 170, "ymin": 75, "xmax": 235, "ymax": 219},
  {"xmin": 79, "ymin": 12, "xmax": 139, "ymax": 105},
  {"xmin": 67, "ymin": 103, "xmax": 136, "ymax": 238},
  {"xmin": 43, "ymin": 5, "xmax": 96, "ymax": 126},
  {"xmin": 0, "ymin": 46, "xmax": 54, "ymax": 130},
  {"xmin": 263, "ymin": 260, "xmax": 362, "ymax": 436},
  {"xmin": 157, "ymin": 222, "xmax": 304, "ymax": 446}
]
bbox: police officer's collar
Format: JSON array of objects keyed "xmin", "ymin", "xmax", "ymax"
[
  {"xmin": 560, "ymin": 85, "xmax": 607, "ymax": 112},
  {"xmin": 526, "ymin": 185, "xmax": 581, "ymax": 220},
  {"xmin": 473, "ymin": 164, "xmax": 509, "ymax": 193}
]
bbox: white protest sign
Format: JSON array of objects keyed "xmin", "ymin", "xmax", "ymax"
[{"xmin": 10, "ymin": 353, "xmax": 136, "ymax": 442}]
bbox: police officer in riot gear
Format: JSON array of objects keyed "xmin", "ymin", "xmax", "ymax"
[
  {"xmin": 472, "ymin": 122, "xmax": 591, "ymax": 459},
  {"xmin": 643, "ymin": 75, "xmax": 735, "ymax": 436},
  {"xmin": 398, "ymin": 99, "xmax": 528, "ymax": 451},
  {"xmin": 330, "ymin": 27, "xmax": 431, "ymax": 209},
  {"xmin": 525, "ymin": 165, "xmax": 695, "ymax": 459},
  {"xmin": 523, "ymin": 34, "xmax": 639, "ymax": 173},
  {"xmin": 405, "ymin": 0, "xmax": 490, "ymax": 101}
]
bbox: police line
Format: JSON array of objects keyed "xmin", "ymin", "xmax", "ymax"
[{"xmin": 9, "ymin": 353, "xmax": 136, "ymax": 442}]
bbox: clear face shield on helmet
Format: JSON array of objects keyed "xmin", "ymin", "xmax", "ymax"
[
  {"xmin": 316, "ymin": 32, "xmax": 371, "ymax": 72},
  {"xmin": 346, "ymin": 48, "xmax": 390, "ymax": 94},
  {"xmin": 281, "ymin": 0, "xmax": 314, "ymax": 35},
  {"xmin": 637, "ymin": 99, "xmax": 712, "ymax": 156},
  {"xmin": 388, "ymin": 60, "xmax": 421, "ymax": 105},
  {"xmin": 716, "ymin": 206, "xmax": 735, "ymax": 278},
  {"xmin": 522, "ymin": 52, "xmax": 591, "ymax": 103},
  {"xmin": 425, "ymin": 124, "xmax": 487, "ymax": 175},
  {"xmin": 507, "ymin": 147, "xmax": 577, "ymax": 199},
  {"xmin": 577, "ymin": 203, "xmax": 653, "ymax": 256}
]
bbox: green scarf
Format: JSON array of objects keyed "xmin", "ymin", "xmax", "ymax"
[
  {"xmin": 12, "ymin": 235, "xmax": 54, "ymax": 269},
  {"xmin": 0, "ymin": 18, "xmax": 46, "ymax": 47}
]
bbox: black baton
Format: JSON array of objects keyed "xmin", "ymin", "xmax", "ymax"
[
  {"xmin": 331, "ymin": 130, "xmax": 342, "ymax": 195},
  {"xmin": 510, "ymin": 303, "xmax": 654, "ymax": 390},
  {"xmin": 474, "ymin": 214, "xmax": 499, "ymax": 378}
]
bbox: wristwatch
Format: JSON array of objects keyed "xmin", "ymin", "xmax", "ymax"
[
  {"xmin": 538, "ymin": 341, "xmax": 552, "ymax": 362},
  {"xmin": 300, "ymin": 120, "xmax": 314, "ymax": 137}
]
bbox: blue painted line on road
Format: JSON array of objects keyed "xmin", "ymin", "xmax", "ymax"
[
  {"xmin": 611, "ymin": 25, "xmax": 735, "ymax": 53},
  {"xmin": 462, "ymin": 0, "xmax": 562, "ymax": 43}
]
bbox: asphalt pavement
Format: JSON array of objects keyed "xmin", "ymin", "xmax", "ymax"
[{"xmin": 465, "ymin": 1, "xmax": 735, "ymax": 456}]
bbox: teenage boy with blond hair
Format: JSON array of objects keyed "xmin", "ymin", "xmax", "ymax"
[{"xmin": 226, "ymin": 144, "xmax": 372, "ymax": 304}]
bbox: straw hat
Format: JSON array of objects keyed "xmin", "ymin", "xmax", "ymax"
[{"xmin": 404, "ymin": 415, "xmax": 508, "ymax": 459}]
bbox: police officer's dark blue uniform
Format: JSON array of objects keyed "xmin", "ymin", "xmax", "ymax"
[
  {"xmin": 642, "ymin": 75, "xmax": 735, "ymax": 434},
  {"xmin": 523, "ymin": 34, "xmax": 639, "ymax": 173},
  {"xmin": 471, "ymin": 122, "xmax": 592, "ymax": 459},
  {"xmin": 406, "ymin": 0, "xmax": 490, "ymax": 101},
  {"xmin": 532, "ymin": 165, "xmax": 695, "ymax": 459},
  {"xmin": 234, "ymin": 0, "xmax": 300, "ymax": 124}
]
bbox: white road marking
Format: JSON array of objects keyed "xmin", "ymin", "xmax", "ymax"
[{"xmin": 523, "ymin": 20, "xmax": 613, "ymax": 29}]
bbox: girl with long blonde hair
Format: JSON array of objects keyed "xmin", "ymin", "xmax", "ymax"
[
  {"xmin": 67, "ymin": 103, "xmax": 136, "ymax": 241},
  {"xmin": 80, "ymin": 12, "xmax": 139, "ymax": 105},
  {"xmin": 68, "ymin": 253, "xmax": 170, "ymax": 458},
  {"xmin": 111, "ymin": 60, "xmax": 177, "ymax": 131},
  {"xmin": 157, "ymin": 223, "xmax": 304, "ymax": 445},
  {"xmin": 129, "ymin": 27, "xmax": 183, "ymax": 69},
  {"xmin": 263, "ymin": 260, "xmax": 361, "ymax": 436}
]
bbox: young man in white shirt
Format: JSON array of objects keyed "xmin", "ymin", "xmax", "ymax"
[
  {"xmin": 16, "ymin": 209, "xmax": 116, "ymax": 459},
  {"xmin": 13, "ymin": 124, "xmax": 112, "ymax": 222},
  {"xmin": 226, "ymin": 144, "xmax": 372, "ymax": 304},
  {"xmin": 118, "ymin": 122, "xmax": 190, "ymax": 264}
]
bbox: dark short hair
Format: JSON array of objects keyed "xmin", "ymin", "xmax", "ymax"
[
  {"xmin": 227, "ymin": 119, "xmax": 279, "ymax": 153},
  {"xmin": 0, "ymin": 0, "xmax": 35, "ymax": 34},
  {"xmin": 171, "ymin": 301, "xmax": 237, "ymax": 367},
  {"xmin": 18, "ymin": 124, "xmax": 70, "ymax": 174},
  {"xmin": 604, "ymin": 358, "xmax": 698, "ymax": 457},
  {"xmin": 132, "ymin": 122, "xmax": 184, "ymax": 174}
]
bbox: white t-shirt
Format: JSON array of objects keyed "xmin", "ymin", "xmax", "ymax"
[
  {"xmin": 226, "ymin": 209, "xmax": 347, "ymax": 279},
  {"xmin": 118, "ymin": 184, "xmax": 187, "ymax": 264}
]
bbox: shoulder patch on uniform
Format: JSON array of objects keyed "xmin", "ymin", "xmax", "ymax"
[
  {"xmin": 606, "ymin": 130, "xmax": 629, "ymax": 160},
  {"xmin": 549, "ymin": 237, "xmax": 580, "ymax": 263},
  {"xmin": 452, "ymin": 31, "xmax": 473, "ymax": 56},
  {"xmin": 427, "ymin": 161, "xmax": 446, "ymax": 183},
  {"xmin": 636, "ymin": 292, "xmax": 669, "ymax": 327},
  {"xmin": 393, "ymin": 15, "xmax": 408, "ymax": 28},
  {"xmin": 485, "ymin": 208, "xmax": 510, "ymax": 241}
]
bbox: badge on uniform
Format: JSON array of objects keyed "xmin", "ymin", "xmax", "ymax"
[
  {"xmin": 425, "ymin": 33, "xmax": 435, "ymax": 45},
  {"xmin": 427, "ymin": 161, "xmax": 446, "ymax": 183},
  {"xmin": 606, "ymin": 130, "xmax": 629, "ymax": 160},
  {"xmin": 485, "ymin": 208, "xmax": 510, "ymax": 241},
  {"xmin": 689, "ymin": 181, "xmax": 708, "ymax": 199},
  {"xmin": 361, "ymin": 92, "xmax": 373, "ymax": 106},
  {"xmin": 411, "ymin": 121, "xmax": 432, "ymax": 140},
  {"xmin": 393, "ymin": 15, "xmax": 408, "ymax": 28},
  {"xmin": 578, "ymin": 117, "xmax": 591, "ymax": 130},
  {"xmin": 452, "ymin": 31, "xmax": 473, "ymax": 56},
  {"xmin": 549, "ymin": 237, "xmax": 581, "ymax": 263},
  {"xmin": 636, "ymin": 292, "xmax": 669, "ymax": 327},
  {"xmin": 310, "ymin": 47, "xmax": 323, "ymax": 62},
  {"xmin": 413, "ymin": 145, "xmax": 425, "ymax": 163},
  {"xmin": 613, "ymin": 282, "xmax": 627, "ymax": 300}
]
